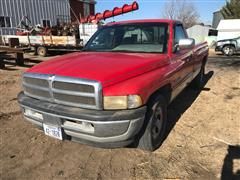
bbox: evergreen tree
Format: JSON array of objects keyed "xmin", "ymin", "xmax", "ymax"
[{"xmin": 221, "ymin": 0, "xmax": 240, "ymax": 19}]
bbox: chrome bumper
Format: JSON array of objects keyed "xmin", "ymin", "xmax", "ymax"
[{"xmin": 18, "ymin": 92, "xmax": 146, "ymax": 147}]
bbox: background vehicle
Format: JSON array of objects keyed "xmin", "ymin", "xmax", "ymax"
[
  {"xmin": 215, "ymin": 36, "xmax": 240, "ymax": 56},
  {"xmin": 1, "ymin": 24, "xmax": 97, "ymax": 57},
  {"xmin": 18, "ymin": 19, "xmax": 209, "ymax": 151}
]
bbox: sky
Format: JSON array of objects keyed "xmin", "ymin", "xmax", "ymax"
[{"xmin": 95, "ymin": 0, "xmax": 226, "ymax": 25}]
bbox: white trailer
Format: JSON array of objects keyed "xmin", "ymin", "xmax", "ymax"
[{"xmin": 217, "ymin": 19, "xmax": 240, "ymax": 41}]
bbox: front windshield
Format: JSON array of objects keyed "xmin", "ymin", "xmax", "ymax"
[{"xmin": 84, "ymin": 23, "xmax": 169, "ymax": 53}]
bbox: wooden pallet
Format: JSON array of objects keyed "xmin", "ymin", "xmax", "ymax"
[{"xmin": 0, "ymin": 46, "xmax": 30, "ymax": 68}]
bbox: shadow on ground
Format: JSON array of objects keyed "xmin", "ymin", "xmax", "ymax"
[
  {"xmin": 221, "ymin": 145, "xmax": 240, "ymax": 180},
  {"xmin": 208, "ymin": 57, "xmax": 240, "ymax": 69},
  {"xmin": 164, "ymin": 70, "xmax": 214, "ymax": 143},
  {"xmin": 215, "ymin": 52, "xmax": 240, "ymax": 56},
  {"xmin": 131, "ymin": 70, "xmax": 214, "ymax": 149}
]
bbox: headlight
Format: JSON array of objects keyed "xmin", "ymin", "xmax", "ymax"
[{"xmin": 104, "ymin": 95, "xmax": 142, "ymax": 110}]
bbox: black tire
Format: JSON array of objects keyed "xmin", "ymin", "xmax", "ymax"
[
  {"xmin": 37, "ymin": 46, "xmax": 48, "ymax": 57},
  {"xmin": 222, "ymin": 45, "xmax": 235, "ymax": 56},
  {"xmin": 137, "ymin": 95, "xmax": 167, "ymax": 151},
  {"xmin": 191, "ymin": 63, "xmax": 205, "ymax": 90}
]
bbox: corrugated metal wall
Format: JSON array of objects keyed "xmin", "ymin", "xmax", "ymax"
[
  {"xmin": 0, "ymin": 0, "xmax": 71, "ymax": 35},
  {"xmin": 212, "ymin": 11, "xmax": 224, "ymax": 29}
]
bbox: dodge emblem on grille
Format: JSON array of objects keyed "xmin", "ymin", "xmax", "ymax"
[{"xmin": 48, "ymin": 75, "xmax": 55, "ymax": 98}]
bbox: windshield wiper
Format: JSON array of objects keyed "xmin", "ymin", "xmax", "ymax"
[
  {"xmin": 111, "ymin": 50, "xmax": 161, "ymax": 53},
  {"xmin": 81, "ymin": 49, "xmax": 113, "ymax": 52},
  {"xmin": 111, "ymin": 50, "xmax": 142, "ymax": 53},
  {"xmin": 81, "ymin": 49, "xmax": 93, "ymax": 52},
  {"xmin": 81, "ymin": 49, "xmax": 103, "ymax": 52},
  {"xmin": 82, "ymin": 49, "xmax": 161, "ymax": 53}
]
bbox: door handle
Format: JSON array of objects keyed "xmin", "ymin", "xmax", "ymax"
[{"xmin": 186, "ymin": 53, "xmax": 193, "ymax": 62}]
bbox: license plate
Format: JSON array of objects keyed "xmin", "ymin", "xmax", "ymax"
[{"xmin": 43, "ymin": 124, "xmax": 63, "ymax": 140}]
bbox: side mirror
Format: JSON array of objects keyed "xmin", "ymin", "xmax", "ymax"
[{"xmin": 178, "ymin": 38, "xmax": 195, "ymax": 50}]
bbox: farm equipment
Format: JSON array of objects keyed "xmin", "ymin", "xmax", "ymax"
[
  {"xmin": 0, "ymin": 1, "xmax": 139, "ymax": 57},
  {"xmin": 80, "ymin": 1, "xmax": 139, "ymax": 23}
]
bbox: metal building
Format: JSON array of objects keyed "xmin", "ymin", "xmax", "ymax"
[
  {"xmin": 187, "ymin": 24, "xmax": 214, "ymax": 43},
  {"xmin": 212, "ymin": 11, "xmax": 224, "ymax": 29},
  {"xmin": 187, "ymin": 24, "xmax": 218, "ymax": 47},
  {"xmin": 0, "ymin": 0, "xmax": 96, "ymax": 35}
]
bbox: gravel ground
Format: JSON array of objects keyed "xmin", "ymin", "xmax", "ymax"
[{"xmin": 0, "ymin": 51, "xmax": 240, "ymax": 180}]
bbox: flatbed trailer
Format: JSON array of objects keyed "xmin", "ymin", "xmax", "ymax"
[{"xmin": 1, "ymin": 35, "xmax": 82, "ymax": 57}]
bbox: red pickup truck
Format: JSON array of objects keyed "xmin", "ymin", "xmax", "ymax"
[{"xmin": 18, "ymin": 19, "xmax": 208, "ymax": 151}]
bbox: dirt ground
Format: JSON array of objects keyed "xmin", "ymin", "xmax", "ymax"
[{"xmin": 0, "ymin": 51, "xmax": 240, "ymax": 180}]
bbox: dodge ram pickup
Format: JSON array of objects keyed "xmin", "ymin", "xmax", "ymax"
[{"xmin": 18, "ymin": 19, "xmax": 209, "ymax": 151}]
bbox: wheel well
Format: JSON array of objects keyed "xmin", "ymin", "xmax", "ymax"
[
  {"xmin": 202, "ymin": 55, "xmax": 208, "ymax": 67},
  {"xmin": 223, "ymin": 44, "xmax": 236, "ymax": 49},
  {"xmin": 147, "ymin": 84, "xmax": 172, "ymax": 106}
]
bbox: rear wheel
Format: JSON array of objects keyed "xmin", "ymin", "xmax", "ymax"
[
  {"xmin": 37, "ymin": 46, "xmax": 48, "ymax": 57},
  {"xmin": 192, "ymin": 67, "xmax": 204, "ymax": 89},
  {"xmin": 223, "ymin": 45, "xmax": 235, "ymax": 56},
  {"xmin": 191, "ymin": 61, "xmax": 206, "ymax": 90},
  {"xmin": 137, "ymin": 95, "xmax": 167, "ymax": 151}
]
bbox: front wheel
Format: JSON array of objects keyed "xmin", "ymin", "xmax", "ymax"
[
  {"xmin": 223, "ymin": 45, "xmax": 235, "ymax": 56},
  {"xmin": 137, "ymin": 95, "xmax": 167, "ymax": 151}
]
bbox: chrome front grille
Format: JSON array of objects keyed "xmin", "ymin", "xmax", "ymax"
[{"xmin": 22, "ymin": 73, "xmax": 102, "ymax": 110}]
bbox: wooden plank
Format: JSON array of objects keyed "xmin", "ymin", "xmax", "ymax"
[
  {"xmin": 2, "ymin": 35, "xmax": 77, "ymax": 47},
  {"xmin": 0, "ymin": 46, "xmax": 30, "ymax": 53},
  {"xmin": 0, "ymin": 50, "xmax": 7, "ymax": 54},
  {"xmin": 2, "ymin": 35, "xmax": 29, "ymax": 44}
]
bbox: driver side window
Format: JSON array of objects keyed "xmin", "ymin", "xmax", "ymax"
[{"xmin": 173, "ymin": 25, "xmax": 187, "ymax": 52}]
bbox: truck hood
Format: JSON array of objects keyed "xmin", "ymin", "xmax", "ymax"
[{"xmin": 27, "ymin": 52, "xmax": 169, "ymax": 87}]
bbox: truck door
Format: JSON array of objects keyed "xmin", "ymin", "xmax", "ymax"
[{"xmin": 171, "ymin": 24, "xmax": 194, "ymax": 98}]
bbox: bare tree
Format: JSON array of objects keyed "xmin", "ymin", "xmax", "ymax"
[{"xmin": 162, "ymin": 0, "xmax": 200, "ymax": 28}]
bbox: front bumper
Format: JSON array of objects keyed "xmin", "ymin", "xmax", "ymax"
[
  {"xmin": 215, "ymin": 45, "xmax": 223, "ymax": 52},
  {"xmin": 18, "ymin": 92, "xmax": 146, "ymax": 148}
]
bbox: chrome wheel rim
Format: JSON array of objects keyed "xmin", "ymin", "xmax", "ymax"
[
  {"xmin": 224, "ymin": 47, "xmax": 233, "ymax": 55},
  {"xmin": 224, "ymin": 47, "xmax": 230, "ymax": 55}
]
